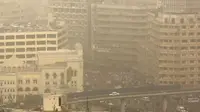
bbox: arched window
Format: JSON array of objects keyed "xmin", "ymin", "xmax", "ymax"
[
  {"xmin": 45, "ymin": 73, "xmax": 49, "ymax": 79},
  {"xmin": 60, "ymin": 72, "xmax": 65, "ymax": 85},
  {"xmin": 44, "ymin": 88, "xmax": 50, "ymax": 93},
  {"xmin": 53, "ymin": 73, "xmax": 57, "ymax": 79},
  {"xmin": 25, "ymin": 87, "xmax": 31, "ymax": 91},
  {"xmin": 67, "ymin": 67, "xmax": 73, "ymax": 83},
  {"xmin": 32, "ymin": 87, "xmax": 38, "ymax": 91},
  {"xmin": 18, "ymin": 87, "xmax": 23, "ymax": 91}
]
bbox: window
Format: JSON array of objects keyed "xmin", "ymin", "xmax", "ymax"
[
  {"xmin": 45, "ymin": 73, "xmax": 49, "ymax": 79},
  {"xmin": 16, "ymin": 35, "xmax": 25, "ymax": 39},
  {"xmin": 37, "ymin": 47, "xmax": 46, "ymax": 51},
  {"xmin": 6, "ymin": 36, "xmax": 14, "ymax": 40},
  {"xmin": 25, "ymin": 87, "xmax": 31, "ymax": 91},
  {"xmin": 26, "ymin": 41, "xmax": 35, "ymax": 45},
  {"xmin": 53, "ymin": 73, "xmax": 57, "ymax": 79},
  {"xmin": 67, "ymin": 67, "xmax": 73, "ymax": 83},
  {"xmin": 26, "ymin": 80, "xmax": 30, "ymax": 84},
  {"xmin": 33, "ymin": 79, "xmax": 37, "ymax": 84},
  {"xmin": 53, "ymin": 82, "xmax": 57, "ymax": 85},
  {"xmin": 37, "ymin": 41, "xmax": 46, "ymax": 45},
  {"xmin": 44, "ymin": 88, "xmax": 50, "ymax": 93},
  {"xmin": 16, "ymin": 42, "xmax": 25, "ymax": 45},
  {"xmin": 18, "ymin": 80, "xmax": 22, "ymax": 84},
  {"xmin": 16, "ymin": 48, "xmax": 25, "ymax": 52},
  {"xmin": 45, "ymin": 81, "xmax": 49, "ymax": 85},
  {"xmin": 47, "ymin": 34, "xmax": 56, "ymax": 38},
  {"xmin": 180, "ymin": 18, "xmax": 184, "ymax": 24},
  {"xmin": 32, "ymin": 87, "xmax": 38, "ymax": 91},
  {"xmin": 171, "ymin": 18, "xmax": 175, "ymax": 24},
  {"xmin": 47, "ymin": 47, "xmax": 56, "ymax": 51},
  {"xmin": 26, "ymin": 35, "xmax": 35, "ymax": 39},
  {"xmin": 190, "ymin": 60, "xmax": 195, "ymax": 64},
  {"xmin": 190, "ymin": 67, "xmax": 195, "ymax": 71}
]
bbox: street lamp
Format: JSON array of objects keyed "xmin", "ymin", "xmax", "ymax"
[{"xmin": 108, "ymin": 102, "xmax": 113, "ymax": 112}]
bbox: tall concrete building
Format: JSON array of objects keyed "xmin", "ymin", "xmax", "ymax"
[
  {"xmin": 91, "ymin": 4, "xmax": 156, "ymax": 76},
  {"xmin": 48, "ymin": 0, "xmax": 88, "ymax": 52},
  {"xmin": 157, "ymin": 0, "xmax": 200, "ymax": 13},
  {"xmin": 149, "ymin": 12, "xmax": 200, "ymax": 86}
]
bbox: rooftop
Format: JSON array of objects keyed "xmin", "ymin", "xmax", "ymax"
[
  {"xmin": 43, "ymin": 62, "xmax": 68, "ymax": 68},
  {"xmin": 0, "ymin": 21, "xmax": 65, "ymax": 33}
]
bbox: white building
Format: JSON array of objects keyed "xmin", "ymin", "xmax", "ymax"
[
  {"xmin": 39, "ymin": 43, "xmax": 84, "ymax": 94},
  {"xmin": 0, "ymin": 43, "xmax": 83, "ymax": 103},
  {"xmin": 0, "ymin": 73, "xmax": 17, "ymax": 104},
  {"xmin": 0, "ymin": 21, "xmax": 68, "ymax": 65},
  {"xmin": 16, "ymin": 72, "xmax": 42, "ymax": 96}
]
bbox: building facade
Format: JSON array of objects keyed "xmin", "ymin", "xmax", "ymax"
[
  {"xmin": 90, "ymin": 4, "xmax": 156, "ymax": 76},
  {"xmin": 0, "ymin": 22, "xmax": 67, "ymax": 65},
  {"xmin": 17, "ymin": 72, "xmax": 41, "ymax": 96},
  {"xmin": 48, "ymin": 0, "xmax": 88, "ymax": 50},
  {"xmin": 157, "ymin": 0, "xmax": 200, "ymax": 13},
  {"xmin": 149, "ymin": 12, "xmax": 200, "ymax": 86},
  {"xmin": 39, "ymin": 44, "xmax": 84, "ymax": 93},
  {"xmin": 0, "ymin": 44, "xmax": 83, "ymax": 103},
  {"xmin": 0, "ymin": 73, "xmax": 17, "ymax": 104}
]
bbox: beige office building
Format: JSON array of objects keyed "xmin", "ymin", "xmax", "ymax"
[{"xmin": 150, "ymin": 12, "xmax": 200, "ymax": 86}]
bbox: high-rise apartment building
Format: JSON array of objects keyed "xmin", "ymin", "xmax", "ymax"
[
  {"xmin": 157, "ymin": 0, "xmax": 200, "ymax": 13},
  {"xmin": 48, "ymin": 0, "xmax": 88, "ymax": 50},
  {"xmin": 149, "ymin": 12, "xmax": 200, "ymax": 86},
  {"xmin": 91, "ymin": 4, "xmax": 156, "ymax": 76}
]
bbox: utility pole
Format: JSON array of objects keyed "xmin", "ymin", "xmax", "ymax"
[{"xmin": 86, "ymin": 97, "xmax": 89, "ymax": 112}]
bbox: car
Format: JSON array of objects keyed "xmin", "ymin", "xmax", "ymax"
[
  {"xmin": 141, "ymin": 97, "xmax": 150, "ymax": 102},
  {"xmin": 109, "ymin": 92, "xmax": 120, "ymax": 96}
]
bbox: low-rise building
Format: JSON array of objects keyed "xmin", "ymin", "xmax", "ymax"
[
  {"xmin": 0, "ymin": 43, "xmax": 83, "ymax": 103},
  {"xmin": 39, "ymin": 44, "xmax": 84, "ymax": 93},
  {"xmin": 0, "ymin": 73, "xmax": 17, "ymax": 104},
  {"xmin": 17, "ymin": 72, "xmax": 42, "ymax": 96}
]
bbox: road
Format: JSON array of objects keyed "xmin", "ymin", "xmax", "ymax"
[{"xmin": 67, "ymin": 89, "xmax": 200, "ymax": 104}]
